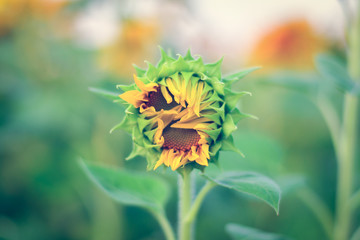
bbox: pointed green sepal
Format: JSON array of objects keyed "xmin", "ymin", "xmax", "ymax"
[
  {"xmin": 184, "ymin": 49, "xmax": 194, "ymax": 61},
  {"xmin": 223, "ymin": 114, "xmax": 237, "ymax": 138},
  {"xmin": 231, "ymin": 108, "xmax": 259, "ymax": 122},
  {"xmin": 221, "ymin": 136, "xmax": 245, "ymax": 157},
  {"xmin": 202, "ymin": 111, "xmax": 222, "ymax": 125},
  {"xmin": 158, "ymin": 62, "xmax": 177, "ymax": 78},
  {"xmin": 208, "ymin": 77, "xmax": 225, "ymax": 95},
  {"xmin": 110, "ymin": 121, "xmax": 124, "ymax": 134},
  {"xmin": 89, "ymin": 87, "xmax": 120, "ymax": 101},
  {"xmin": 202, "ymin": 127, "xmax": 222, "ymax": 142},
  {"xmin": 145, "ymin": 61, "xmax": 159, "ymax": 82},
  {"xmin": 137, "ymin": 117, "xmax": 154, "ymax": 133},
  {"xmin": 144, "ymin": 128, "xmax": 158, "ymax": 142},
  {"xmin": 189, "ymin": 57, "xmax": 206, "ymax": 73},
  {"xmin": 225, "ymin": 89, "xmax": 252, "ymax": 111},
  {"xmin": 112, "ymin": 112, "xmax": 137, "ymax": 134},
  {"xmin": 208, "ymin": 102, "xmax": 225, "ymax": 121},
  {"xmin": 209, "ymin": 142, "xmax": 222, "ymax": 156},
  {"xmin": 145, "ymin": 150, "xmax": 160, "ymax": 170},
  {"xmin": 157, "ymin": 46, "xmax": 175, "ymax": 67},
  {"xmin": 126, "ymin": 143, "xmax": 146, "ymax": 160},
  {"xmin": 223, "ymin": 66, "xmax": 261, "ymax": 87},
  {"xmin": 133, "ymin": 64, "xmax": 146, "ymax": 77},
  {"xmin": 205, "ymin": 57, "xmax": 223, "ymax": 79},
  {"xmin": 172, "ymin": 55, "xmax": 190, "ymax": 72},
  {"xmin": 116, "ymin": 83, "xmax": 136, "ymax": 92}
]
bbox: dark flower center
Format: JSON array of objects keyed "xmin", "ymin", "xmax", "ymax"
[
  {"xmin": 162, "ymin": 127, "xmax": 200, "ymax": 151},
  {"xmin": 147, "ymin": 87, "xmax": 179, "ymax": 111}
]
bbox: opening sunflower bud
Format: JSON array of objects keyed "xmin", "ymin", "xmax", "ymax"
[{"xmin": 117, "ymin": 48, "xmax": 252, "ymax": 171}]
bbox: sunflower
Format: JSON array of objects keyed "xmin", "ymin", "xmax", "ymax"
[
  {"xmin": 116, "ymin": 48, "xmax": 254, "ymax": 171},
  {"xmin": 99, "ymin": 19, "xmax": 159, "ymax": 80},
  {"xmin": 249, "ymin": 20, "xmax": 327, "ymax": 72},
  {"xmin": 0, "ymin": 0, "xmax": 68, "ymax": 36}
]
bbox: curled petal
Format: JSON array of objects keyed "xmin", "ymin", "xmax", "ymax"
[
  {"xmin": 133, "ymin": 74, "xmax": 158, "ymax": 92},
  {"xmin": 119, "ymin": 90, "xmax": 146, "ymax": 108}
]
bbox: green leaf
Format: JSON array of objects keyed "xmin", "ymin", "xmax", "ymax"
[
  {"xmin": 226, "ymin": 223, "xmax": 291, "ymax": 240},
  {"xmin": 203, "ymin": 171, "xmax": 281, "ymax": 214},
  {"xmin": 315, "ymin": 54, "xmax": 356, "ymax": 93},
  {"xmin": 276, "ymin": 175, "xmax": 306, "ymax": 195},
  {"xmin": 79, "ymin": 160, "xmax": 170, "ymax": 213},
  {"xmin": 89, "ymin": 87, "xmax": 120, "ymax": 101}
]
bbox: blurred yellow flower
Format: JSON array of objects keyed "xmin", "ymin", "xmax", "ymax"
[
  {"xmin": 99, "ymin": 20, "xmax": 160, "ymax": 81},
  {"xmin": 0, "ymin": 0, "xmax": 67, "ymax": 35},
  {"xmin": 249, "ymin": 20, "xmax": 327, "ymax": 72}
]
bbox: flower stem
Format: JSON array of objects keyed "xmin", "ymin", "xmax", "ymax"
[
  {"xmin": 178, "ymin": 167, "xmax": 193, "ymax": 240},
  {"xmin": 185, "ymin": 181, "xmax": 216, "ymax": 224},
  {"xmin": 350, "ymin": 189, "xmax": 360, "ymax": 212},
  {"xmin": 297, "ymin": 188, "xmax": 334, "ymax": 240},
  {"xmin": 334, "ymin": 93, "xmax": 358, "ymax": 240},
  {"xmin": 350, "ymin": 225, "xmax": 360, "ymax": 240},
  {"xmin": 152, "ymin": 210, "xmax": 176, "ymax": 240},
  {"xmin": 334, "ymin": 3, "xmax": 360, "ymax": 239}
]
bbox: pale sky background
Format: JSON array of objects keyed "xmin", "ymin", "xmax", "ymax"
[{"xmin": 74, "ymin": 0, "xmax": 346, "ymax": 65}]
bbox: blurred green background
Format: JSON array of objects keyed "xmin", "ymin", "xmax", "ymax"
[{"xmin": 0, "ymin": 0, "xmax": 359, "ymax": 240}]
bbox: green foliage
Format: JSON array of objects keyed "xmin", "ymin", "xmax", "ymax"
[
  {"xmin": 263, "ymin": 71, "xmax": 318, "ymax": 95},
  {"xmin": 315, "ymin": 54, "xmax": 357, "ymax": 94},
  {"xmin": 226, "ymin": 223, "xmax": 291, "ymax": 240},
  {"xmin": 79, "ymin": 159, "xmax": 170, "ymax": 214},
  {"xmin": 216, "ymin": 131, "xmax": 285, "ymax": 176},
  {"xmin": 203, "ymin": 171, "xmax": 281, "ymax": 214}
]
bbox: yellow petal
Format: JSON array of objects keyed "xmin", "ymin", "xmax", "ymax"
[
  {"xmin": 196, "ymin": 150, "xmax": 209, "ymax": 166},
  {"xmin": 154, "ymin": 153, "xmax": 165, "ymax": 170},
  {"xmin": 179, "ymin": 78, "xmax": 187, "ymax": 107},
  {"xmin": 134, "ymin": 74, "xmax": 158, "ymax": 92},
  {"xmin": 139, "ymin": 104, "xmax": 156, "ymax": 115},
  {"xmin": 188, "ymin": 84, "xmax": 197, "ymax": 107},
  {"xmin": 178, "ymin": 155, "xmax": 189, "ymax": 168},
  {"xmin": 194, "ymin": 81, "xmax": 204, "ymax": 116},
  {"xmin": 202, "ymin": 144, "xmax": 210, "ymax": 159},
  {"xmin": 166, "ymin": 78, "xmax": 181, "ymax": 103},
  {"xmin": 154, "ymin": 119, "xmax": 165, "ymax": 145},
  {"xmin": 171, "ymin": 118, "xmax": 211, "ymax": 129},
  {"xmin": 171, "ymin": 153, "xmax": 183, "ymax": 171},
  {"xmin": 155, "ymin": 106, "xmax": 182, "ymax": 128},
  {"xmin": 166, "ymin": 149, "xmax": 176, "ymax": 167},
  {"xmin": 188, "ymin": 146, "xmax": 199, "ymax": 161},
  {"xmin": 119, "ymin": 90, "xmax": 146, "ymax": 108},
  {"xmin": 160, "ymin": 85, "xmax": 173, "ymax": 104}
]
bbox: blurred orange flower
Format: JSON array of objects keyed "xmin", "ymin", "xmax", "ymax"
[
  {"xmin": 249, "ymin": 20, "xmax": 327, "ymax": 72},
  {"xmin": 0, "ymin": 0, "xmax": 67, "ymax": 35},
  {"xmin": 99, "ymin": 19, "xmax": 160, "ymax": 81}
]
